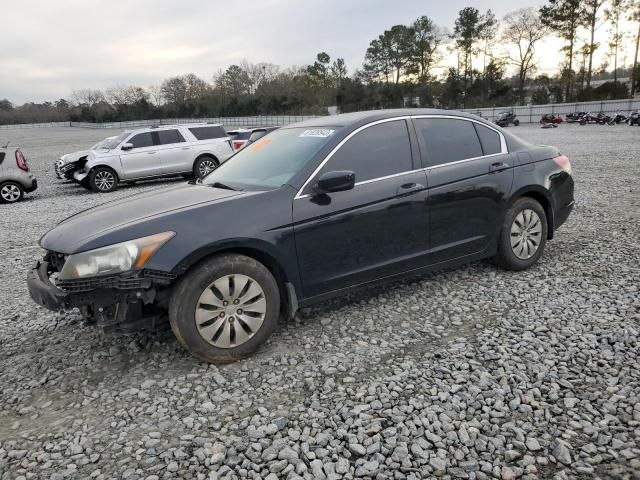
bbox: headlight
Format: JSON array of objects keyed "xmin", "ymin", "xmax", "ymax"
[{"xmin": 58, "ymin": 232, "xmax": 175, "ymax": 280}]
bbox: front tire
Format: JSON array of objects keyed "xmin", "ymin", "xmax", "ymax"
[
  {"xmin": 494, "ymin": 197, "xmax": 548, "ymax": 271},
  {"xmin": 89, "ymin": 167, "xmax": 118, "ymax": 193},
  {"xmin": 513, "ymin": 119, "xmax": 520, "ymax": 126},
  {"xmin": 0, "ymin": 182, "xmax": 24, "ymax": 203},
  {"xmin": 169, "ymin": 254, "xmax": 280, "ymax": 363}
]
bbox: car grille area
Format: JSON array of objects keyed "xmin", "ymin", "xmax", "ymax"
[
  {"xmin": 43, "ymin": 251, "xmax": 176, "ymax": 293},
  {"xmin": 56, "ymin": 275, "xmax": 152, "ymax": 293}
]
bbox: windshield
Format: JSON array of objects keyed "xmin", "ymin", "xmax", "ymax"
[
  {"xmin": 203, "ymin": 127, "xmax": 337, "ymax": 189},
  {"xmin": 99, "ymin": 132, "xmax": 129, "ymax": 150}
]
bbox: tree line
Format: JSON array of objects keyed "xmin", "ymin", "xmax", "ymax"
[{"xmin": 1, "ymin": 0, "xmax": 639, "ymax": 125}]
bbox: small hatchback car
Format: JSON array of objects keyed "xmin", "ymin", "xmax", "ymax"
[
  {"xmin": 0, "ymin": 146, "xmax": 38, "ymax": 203},
  {"xmin": 28, "ymin": 110, "xmax": 574, "ymax": 362},
  {"xmin": 68, "ymin": 124, "xmax": 233, "ymax": 192}
]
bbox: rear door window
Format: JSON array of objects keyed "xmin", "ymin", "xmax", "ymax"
[
  {"xmin": 189, "ymin": 126, "xmax": 227, "ymax": 140},
  {"xmin": 128, "ymin": 132, "xmax": 154, "ymax": 149},
  {"xmin": 473, "ymin": 123, "xmax": 501, "ymax": 155},
  {"xmin": 414, "ymin": 118, "xmax": 483, "ymax": 166},
  {"xmin": 156, "ymin": 129, "xmax": 185, "ymax": 145},
  {"xmin": 314, "ymin": 120, "xmax": 413, "ymax": 186}
]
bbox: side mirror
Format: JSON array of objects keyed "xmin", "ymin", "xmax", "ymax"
[
  {"xmin": 121, "ymin": 142, "xmax": 133, "ymax": 151},
  {"xmin": 313, "ymin": 170, "xmax": 355, "ymax": 194}
]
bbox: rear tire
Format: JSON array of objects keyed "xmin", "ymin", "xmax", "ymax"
[
  {"xmin": 193, "ymin": 156, "xmax": 219, "ymax": 179},
  {"xmin": 169, "ymin": 254, "xmax": 280, "ymax": 363},
  {"xmin": 494, "ymin": 197, "xmax": 548, "ymax": 271},
  {"xmin": 513, "ymin": 119, "xmax": 520, "ymax": 126},
  {"xmin": 0, "ymin": 181, "xmax": 24, "ymax": 203},
  {"xmin": 89, "ymin": 166, "xmax": 118, "ymax": 193}
]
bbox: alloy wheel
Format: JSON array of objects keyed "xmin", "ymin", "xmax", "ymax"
[
  {"xmin": 195, "ymin": 274, "xmax": 266, "ymax": 348},
  {"xmin": 94, "ymin": 171, "xmax": 115, "ymax": 191},
  {"xmin": 0, "ymin": 184, "xmax": 21, "ymax": 202},
  {"xmin": 510, "ymin": 209, "xmax": 542, "ymax": 260},
  {"xmin": 198, "ymin": 159, "xmax": 217, "ymax": 177}
]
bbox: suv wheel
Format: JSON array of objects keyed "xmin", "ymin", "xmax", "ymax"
[
  {"xmin": 169, "ymin": 254, "xmax": 280, "ymax": 363},
  {"xmin": 194, "ymin": 156, "xmax": 219, "ymax": 179},
  {"xmin": 494, "ymin": 197, "xmax": 548, "ymax": 271},
  {"xmin": 89, "ymin": 167, "xmax": 118, "ymax": 193},
  {"xmin": 0, "ymin": 182, "xmax": 24, "ymax": 203}
]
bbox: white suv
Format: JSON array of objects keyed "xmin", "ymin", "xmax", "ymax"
[{"xmin": 72, "ymin": 124, "xmax": 234, "ymax": 192}]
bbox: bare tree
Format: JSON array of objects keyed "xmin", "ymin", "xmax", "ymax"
[
  {"xmin": 105, "ymin": 85, "xmax": 148, "ymax": 106},
  {"xmin": 479, "ymin": 11, "xmax": 499, "ymax": 76},
  {"xmin": 147, "ymin": 85, "xmax": 163, "ymax": 106},
  {"xmin": 239, "ymin": 61, "xmax": 280, "ymax": 94},
  {"xmin": 502, "ymin": 8, "xmax": 549, "ymax": 105},
  {"xmin": 71, "ymin": 88, "xmax": 105, "ymax": 107}
]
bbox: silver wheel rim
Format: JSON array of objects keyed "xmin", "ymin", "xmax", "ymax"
[
  {"xmin": 94, "ymin": 171, "xmax": 115, "ymax": 191},
  {"xmin": 195, "ymin": 274, "xmax": 266, "ymax": 349},
  {"xmin": 1, "ymin": 184, "xmax": 21, "ymax": 202},
  {"xmin": 198, "ymin": 159, "xmax": 217, "ymax": 177},
  {"xmin": 510, "ymin": 209, "xmax": 542, "ymax": 259}
]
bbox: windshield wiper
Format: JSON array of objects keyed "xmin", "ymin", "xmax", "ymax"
[{"xmin": 210, "ymin": 182, "xmax": 236, "ymax": 191}]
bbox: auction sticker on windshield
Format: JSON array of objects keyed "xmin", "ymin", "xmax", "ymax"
[
  {"xmin": 250, "ymin": 138, "xmax": 271, "ymax": 152},
  {"xmin": 299, "ymin": 129, "xmax": 335, "ymax": 138}
]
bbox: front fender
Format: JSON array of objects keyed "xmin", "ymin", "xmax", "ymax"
[{"xmin": 170, "ymin": 237, "xmax": 301, "ymax": 299}]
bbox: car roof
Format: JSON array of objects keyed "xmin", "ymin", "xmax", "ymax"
[
  {"xmin": 125, "ymin": 123, "xmax": 223, "ymax": 134},
  {"xmin": 286, "ymin": 109, "xmax": 500, "ymax": 129}
]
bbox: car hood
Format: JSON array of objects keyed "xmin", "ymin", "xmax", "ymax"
[
  {"xmin": 87, "ymin": 149, "xmax": 114, "ymax": 160},
  {"xmin": 40, "ymin": 184, "xmax": 249, "ymax": 254},
  {"xmin": 60, "ymin": 150, "xmax": 89, "ymax": 163}
]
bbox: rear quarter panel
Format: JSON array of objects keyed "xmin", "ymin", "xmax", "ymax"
[
  {"xmin": 510, "ymin": 146, "xmax": 574, "ymax": 234},
  {"xmin": 191, "ymin": 140, "xmax": 233, "ymax": 162}
]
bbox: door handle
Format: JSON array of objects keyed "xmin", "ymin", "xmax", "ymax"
[
  {"xmin": 181, "ymin": 147, "xmax": 190, "ymax": 150},
  {"xmin": 489, "ymin": 162, "xmax": 509, "ymax": 173},
  {"xmin": 147, "ymin": 151, "xmax": 157, "ymax": 155},
  {"xmin": 396, "ymin": 182, "xmax": 425, "ymax": 196}
]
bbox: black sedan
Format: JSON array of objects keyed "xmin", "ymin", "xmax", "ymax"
[{"xmin": 28, "ymin": 109, "xmax": 575, "ymax": 363}]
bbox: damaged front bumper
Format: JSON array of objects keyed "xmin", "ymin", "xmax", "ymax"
[{"xmin": 27, "ymin": 259, "xmax": 176, "ymax": 329}]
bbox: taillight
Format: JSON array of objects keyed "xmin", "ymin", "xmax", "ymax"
[
  {"xmin": 233, "ymin": 140, "xmax": 246, "ymax": 150},
  {"xmin": 15, "ymin": 150, "xmax": 28, "ymax": 171}
]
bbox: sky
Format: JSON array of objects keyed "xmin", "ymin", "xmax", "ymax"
[{"xmin": 0, "ymin": 0, "xmax": 634, "ymax": 104}]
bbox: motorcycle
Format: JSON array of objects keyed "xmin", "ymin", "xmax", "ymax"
[
  {"xmin": 566, "ymin": 112, "xmax": 587, "ymax": 123},
  {"xmin": 579, "ymin": 112, "xmax": 611, "ymax": 125},
  {"xmin": 540, "ymin": 114, "xmax": 562, "ymax": 126},
  {"xmin": 611, "ymin": 112, "xmax": 627, "ymax": 124},
  {"xmin": 495, "ymin": 110, "xmax": 519, "ymax": 127},
  {"xmin": 627, "ymin": 111, "xmax": 640, "ymax": 126}
]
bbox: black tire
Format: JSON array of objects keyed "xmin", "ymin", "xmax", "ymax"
[
  {"xmin": 193, "ymin": 156, "xmax": 219, "ymax": 179},
  {"xmin": 0, "ymin": 181, "xmax": 24, "ymax": 203},
  {"xmin": 494, "ymin": 197, "xmax": 548, "ymax": 271},
  {"xmin": 513, "ymin": 119, "xmax": 520, "ymax": 126},
  {"xmin": 88, "ymin": 166, "xmax": 118, "ymax": 193},
  {"xmin": 169, "ymin": 254, "xmax": 280, "ymax": 363}
]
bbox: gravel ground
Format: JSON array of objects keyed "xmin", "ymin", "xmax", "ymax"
[{"xmin": 0, "ymin": 124, "xmax": 639, "ymax": 480}]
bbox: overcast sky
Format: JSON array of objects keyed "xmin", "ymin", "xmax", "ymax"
[{"xmin": 0, "ymin": 0, "xmax": 631, "ymax": 104}]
